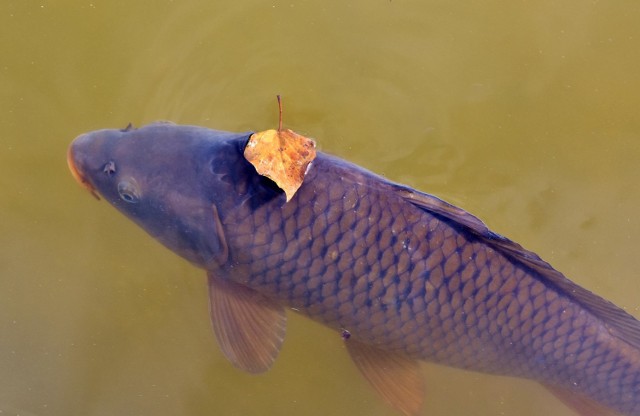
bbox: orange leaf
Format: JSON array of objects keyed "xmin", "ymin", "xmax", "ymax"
[
  {"xmin": 244, "ymin": 128, "xmax": 316, "ymax": 202},
  {"xmin": 243, "ymin": 96, "xmax": 317, "ymax": 202}
]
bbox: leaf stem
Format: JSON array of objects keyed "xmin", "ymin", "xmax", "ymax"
[{"xmin": 277, "ymin": 95, "xmax": 283, "ymax": 132}]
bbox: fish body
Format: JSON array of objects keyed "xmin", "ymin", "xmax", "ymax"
[{"xmin": 68, "ymin": 122, "xmax": 640, "ymax": 415}]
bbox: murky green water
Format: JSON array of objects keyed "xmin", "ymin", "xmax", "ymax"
[{"xmin": 2, "ymin": 1, "xmax": 640, "ymax": 415}]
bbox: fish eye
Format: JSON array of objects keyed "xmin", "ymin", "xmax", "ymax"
[
  {"xmin": 103, "ymin": 161, "xmax": 116, "ymax": 176},
  {"xmin": 117, "ymin": 179, "xmax": 140, "ymax": 204}
]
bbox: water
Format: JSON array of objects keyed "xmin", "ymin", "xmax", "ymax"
[{"xmin": 2, "ymin": 1, "xmax": 640, "ymax": 415}]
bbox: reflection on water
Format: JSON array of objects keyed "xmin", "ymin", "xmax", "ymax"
[{"xmin": 1, "ymin": 1, "xmax": 639, "ymax": 415}]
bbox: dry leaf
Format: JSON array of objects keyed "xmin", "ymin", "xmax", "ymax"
[
  {"xmin": 244, "ymin": 96, "xmax": 316, "ymax": 202},
  {"xmin": 244, "ymin": 128, "xmax": 316, "ymax": 201}
]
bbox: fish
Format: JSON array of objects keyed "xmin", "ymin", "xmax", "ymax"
[{"xmin": 67, "ymin": 121, "xmax": 640, "ymax": 416}]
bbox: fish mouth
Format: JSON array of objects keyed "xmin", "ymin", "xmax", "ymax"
[{"xmin": 67, "ymin": 139, "xmax": 100, "ymax": 200}]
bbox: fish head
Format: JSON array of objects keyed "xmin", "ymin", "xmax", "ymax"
[{"xmin": 67, "ymin": 121, "xmax": 253, "ymax": 269}]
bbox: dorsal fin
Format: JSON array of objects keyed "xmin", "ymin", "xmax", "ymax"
[{"xmin": 396, "ymin": 185, "xmax": 640, "ymax": 350}]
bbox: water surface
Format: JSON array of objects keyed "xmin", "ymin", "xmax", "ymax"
[{"xmin": 1, "ymin": 1, "xmax": 640, "ymax": 415}]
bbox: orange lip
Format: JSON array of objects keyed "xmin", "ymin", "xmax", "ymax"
[{"xmin": 67, "ymin": 144, "xmax": 100, "ymax": 200}]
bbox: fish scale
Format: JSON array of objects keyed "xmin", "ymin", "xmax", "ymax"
[
  {"xmin": 222, "ymin": 150, "xmax": 640, "ymax": 414},
  {"xmin": 68, "ymin": 123, "xmax": 640, "ymax": 415}
]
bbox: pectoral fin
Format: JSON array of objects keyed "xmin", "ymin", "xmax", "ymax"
[
  {"xmin": 345, "ymin": 338, "xmax": 424, "ymax": 416},
  {"xmin": 207, "ymin": 273, "xmax": 287, "ymax": 374}
]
